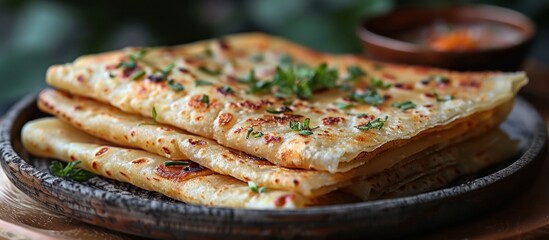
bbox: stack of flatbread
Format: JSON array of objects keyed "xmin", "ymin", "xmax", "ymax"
[{"xmin": 22, "ymin": 33, "xmax": 525, "ymax": 209}]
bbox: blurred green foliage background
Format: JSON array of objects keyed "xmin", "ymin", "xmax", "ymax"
[{"xmin": 1, "ymin": 0, "xmax": 548, "ymax": 104}]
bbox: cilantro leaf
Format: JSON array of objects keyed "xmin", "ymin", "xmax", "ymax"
[
  {"xmin": 167, "ymin": 80, "xmax": 184, "ymax": 92},
  {"xmin": 350, "ymin": 88, "xmax": 384, "ymax": 106},
  {"xmin": 392, "ymin": 101, "xmax": 416, "ymax": 111},
  {"xmin": 356, "ymin": 116, "xmax": 388, "ymax": 131},
  {"xmin": 289, "ymin": 118, "xmax": 317, "ymax": 136},
  {"xmin": 200, "ymin": 94, "xmax": 210, "ymax": 107},
  {"xmin": 345, "ymin": 65, "xmax": 367, "ymax": 81},
  {"xmin": 49, "ymin": 160, "xmax": 95, "ymax": 182},
  {"xmin": 371, "ymin": 77, "xmax": 392, "ymax": 89},
  {"xmin": 248, "ymin": 181, "xmax": 267, "ymax": 193}
]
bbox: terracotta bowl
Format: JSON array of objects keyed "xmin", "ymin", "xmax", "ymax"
[{"xmin": 357, "ymin": 5, "xmax": 535, "ymax": 71}]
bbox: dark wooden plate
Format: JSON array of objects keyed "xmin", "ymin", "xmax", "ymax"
[{"xmin": 0, "ymin": 93, "xmax": 547, "ymax": 239}]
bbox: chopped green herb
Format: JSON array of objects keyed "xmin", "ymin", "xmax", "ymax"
[
  {"xmin": 392, "ymin": 101, "xmax": 416, "ymax": 111},
  {"xmin": 49, "ymin": 160, "xmax": 95, "ymax": 182},
  {"xmin": 252, "ymin": 132, "xmax": 264, "ymax": 138},
  {"xmin": 109, "ymin": 72, "xmax": 116, "ymax": 78},
  {"xmin": 371, "ymin": 77, "xmax": 392, "ymax": 89},
  {"xmin": 167, "ymin": 80, "xmax": 184, "ymax": 92},
  {"xmin": 162, "ymin": 63, "xmax": 175, "ymax": 75},
  {"xmin": 198, "ymin": 66, "xmax": 222, "ymax": 75},
  {"xmin": 248, "ymin": 181, "xmax": 267, "ymax": 193},
  {"xmin": 219, "ymin": 85, "xmax": 234, "ymax": 94},
  {"xmin": 245, "ymin": 127, "xmax": 254, "ymax": 139},
  {"xmin": 204, "ymin": 47, "xmax": 213, "ymax": 57},
  {"xmin": 152, "ymin": 106, "xmax": 158, "ymax": 122},
  {"xmin": 200, "ymin": 94, "xmax": 210, "ymax": 107},
  {"xmin": 356, "ymin": 116, "xmax": 388, "ymax": 131},
  {"xmin": 434, "ymin": 93, "xmax": 453, "ymax": 102},
  {"xmin": 139, "ymin": 106, "xmax": 158, "ymax": 126},
  {"xmin": 131, "ymin": 69, "xmax": 146, "ymax": 80},
  {"xmin": 350, "ymin": 88, "xmax": 384, "ymax": 106},
  {"xmin": 250, "ymin": 53, "xmax": 264, "ymax": 63},
  {"xmin": 335, "ymin": 102, "xmax": 354, "ymax": 110},
  {"xmin": 265, "ymin": 107, "xmax": 291, "ymax": 114},
  {"xmin": 254, "ymin": 63, "xmax": 338, "ymax": 100},
  {"xmin": 117, "ymin": 49, "xmax": 147, "ymax": 69},
  {"xmin": 345, "ymin": 65, "xmax": 367, "ymax": 81},
  {"xmin": 164, "ymin": 161, "xmax": 190, "ymax": 167},
  {"xmin": 289, "ymin": 118, "xmax": 317, "ymax": 136},
  {"xmin": 434, "ymin": 75, "xmax": 450, "ymax": 84},
  {"xmin": 195, "ymin": 79, "xmax": 213, "ymax": 86}
]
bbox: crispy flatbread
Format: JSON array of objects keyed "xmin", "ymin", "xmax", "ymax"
[
  {"xmin": 22, "ymin": 118, "xmax": 359, "ymax": 209},
  {"xmin": 46, "ymin": 33, "xmax": 526, "ymax": 172},
  {"xmin": 39, "ymin": 89, "xmax": 512, "ymax": 198},
  {"xmin": 343, "ymin": 129, "xmax": 517, "ymax": 200}
]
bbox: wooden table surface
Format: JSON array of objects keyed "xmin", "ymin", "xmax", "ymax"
[{"xmin": 0, "ymin": 61, "xmax": 548, "ymax": 240}]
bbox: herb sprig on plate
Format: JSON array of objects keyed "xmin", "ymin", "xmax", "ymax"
[{"xmin": 49, "ymin": 160, "xmax": 95, "ymax": 182}]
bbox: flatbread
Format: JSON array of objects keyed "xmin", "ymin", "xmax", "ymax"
[
  {"xmin": 22, "ymin": 118, "xmax": 359, "ymax": 209},
  {"xmin": 38, "ymin": 89, "xmax": 511, "ymax": 198},
  {"xmin": 343, "ymin": 129, "xmax": 517, "ymax": 200},
  {"xmin": 46, "ymin": 33, "xmax": 527, "ymax": 172}
]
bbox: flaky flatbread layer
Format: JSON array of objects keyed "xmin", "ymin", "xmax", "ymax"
[
  {"xmin": 39, "ymin": 89, "xmax": 511, "ymax": 197},
  {"xmin": 46, "ymin": 33, "xmax": 527, "ymax": 172},
  {"xmin": 22, "ymin": 118, "xmax": 359, "ymax": 209},
  {"xmin": 343, "ymin": 129, "xmax": 517, "ymax": 200}
]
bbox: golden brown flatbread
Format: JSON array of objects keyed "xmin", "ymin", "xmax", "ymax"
[
  {"xmin": 22, "ymin": 118, "xmax": 358, "ymax": 209},
  {"xmin": 38, "ymin": 89, "xmax": 513, "ymax": 199},
  {"xmin": 46, "ymin": 33, "xmax": 527, "ymax": 172}
]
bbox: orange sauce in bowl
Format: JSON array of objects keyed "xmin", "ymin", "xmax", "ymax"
[{"xmin": 397, "ymin": 21, "xmax": 523, "ymax": 51}]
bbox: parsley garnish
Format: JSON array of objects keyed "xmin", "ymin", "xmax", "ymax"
[
  {"xmin": 371, "ymin": 77, "xmax": 392, "ymax": 89},
  {"xmin": 434, "ymin": 75, "xmax": 450, "ymax": 84},
  {"xmin": 392, "ymin": 101, "xmax": 416, "ymax": 111},
  {"xmin": 195, "ymin": 79, "xmax": 213, "ymax": 86},
  {"xmin": 152, "ymin": 106, "xmax": 158, "ymax": 122},
  {"xmin": 164, "ymin": 161, "xmax": 190, "ymax": 167},
  {"xmin": 345, "ymin": 65, "xmax": 367, "ymax": 81},
  {"xmin": 350, "ymin": 88, "xmax": 384, "ymax": 106},
  {"xmin": 356, "ymin": 116, "xmax": 388, "ymax": 131},
  {"xmin": 162, "ymin": 63, "xmax": 175, "ymax": 75},
  {"xmin": 252, "ymin": 132, "xmax": 264, "ymax": 138},
  {"xmin": 117, "ymin": 49, "xmax": 147, "ymax": 69},
  {"xmin": 265, "ymin": 107, "xmax": 291, "ymax": 114},
  {"xmin": 198, "ymin": 66, "xmax": 222, "ymax": 76},
  {"xmin": 200, "ymin": 94, "xmax": 210, "ymax": 107},
  {"xmin": 167, "ymin": 80, "xmax": 184, "ymax": 92},
  {"xmin": 245, "ymin": 127, "xmax": 263, "ymax": 139},
  {"xmin": 434, "ymin": 93, "xmax": 453, "ymax": 102},
  {"xmin": 245, "ymin": 127, "xmax": 254, "ymax": 139},
  {"xmin": 219, "ymin": 85, "xmax": 234, "ymax": 94},
  {"xmin": 139, "ymin": 107, "xmax": 158, "ymax": 126},
  {"xmin": 131, "ymin": 69, "xmax": 146, "ymax": 80},
  {"xmin": 204, "ymin": 46, "xmax": 213, "ymax": 57},
  {"xmin": 247, "ymin": 63, "xmax": 338, "ymax": 100},
  {"xmin": 49, "ymin": 160, "xmax": 95, "ymax": 182},
  {"xmin": 289, "ymin": 118, "xmax": 317, "ymax": 136},
  {"xmin": 248, "ymin": 181, "xmax": 267, "ymax": 193}
]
